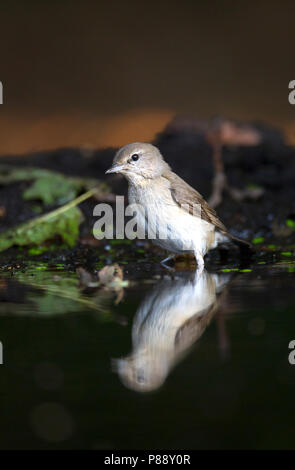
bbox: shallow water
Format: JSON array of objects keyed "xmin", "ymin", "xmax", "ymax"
[{"xmin": 0, "ymin": 258, "xmax": 295, "ymax": 449}]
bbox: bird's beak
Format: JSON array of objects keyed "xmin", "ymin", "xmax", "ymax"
[{"xmin": 105, "ymin": 164, "xmax": 125, "ymax": 174}]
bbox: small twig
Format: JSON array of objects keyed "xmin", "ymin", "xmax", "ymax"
[
  {"xmin": 206, "ymin": 119, "xmax": 263, "ymax": 208},
  {"xmin": 208, "ymin": 171, "xmax": 227, "ymax": 208},
  {"xmin": 16, "ymin": 186, "xmax": 101, "ymax": 230},
  {"xmin": 207, "ymin": 123, "xmax": 227, "ymax": 208}
]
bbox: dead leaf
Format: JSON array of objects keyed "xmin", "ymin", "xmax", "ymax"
[
  {"xmin": 76, "ymin": 267, "xmax": 99, "ymax": 288},
  {"xmin": 98, "ymin": 264, "xmax": 124, "ymax": 288}
]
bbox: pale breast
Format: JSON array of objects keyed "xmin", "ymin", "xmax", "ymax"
[{"xmin": 128, "ymin": 179, "xmax": 216, "ymax": 255}]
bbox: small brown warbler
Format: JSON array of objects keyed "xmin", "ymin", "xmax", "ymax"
[{"xmin": 106, "ymin": 142, "xmax": 250, "ymax": 269}]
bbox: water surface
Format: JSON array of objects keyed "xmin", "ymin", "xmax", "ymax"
[{"xmin": 0, "ymin": 259, "xmax": 294, "ymax": 449}]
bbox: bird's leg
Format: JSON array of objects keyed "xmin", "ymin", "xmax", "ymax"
[
  {"xmin": 194, "ymin": 250, "xmax": 204, "ymax": 273},
  {"xmin": 161, "ymin": 254, "xmax": 175, "ymax": 264},
  {"xmin": 160, "ymin": 254, "xmax": 176, "ymax": 271}
]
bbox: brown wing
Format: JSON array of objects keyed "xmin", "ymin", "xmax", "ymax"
[{"xmin": 163, "ymin": 171, "xmax": 228, "ymax": 233}]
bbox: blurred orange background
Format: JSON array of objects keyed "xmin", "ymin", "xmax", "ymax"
[{"xmin": 0, "ymin": 0, "xmax": 295, "ymax": 155}]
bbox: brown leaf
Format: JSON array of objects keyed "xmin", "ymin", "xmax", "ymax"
[{"xmin": 97, "ymin": 264, "xmax": 126, "ymax": 290}]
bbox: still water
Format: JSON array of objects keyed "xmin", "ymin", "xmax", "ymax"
[{"xmin": 0, "ymin": 259, "xmax": 294, "ymax": 449}]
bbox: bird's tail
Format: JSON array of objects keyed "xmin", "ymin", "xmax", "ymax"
[
  {"xmin": 215, "ymin": 230, "xmax": 252, "ymax": 251},
  {"xmin": 226, "ymin": 232, "xmax": 252, "ymax": 249}
]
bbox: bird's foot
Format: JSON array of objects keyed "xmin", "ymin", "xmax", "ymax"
[{"xmin": 160, "ymin": 254, "xmax": 176, "ymax": 271}]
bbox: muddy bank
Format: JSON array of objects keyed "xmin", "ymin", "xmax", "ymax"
[{"xmin": 0, "ymin": 117, "xmax": 295, "ymax": 270}]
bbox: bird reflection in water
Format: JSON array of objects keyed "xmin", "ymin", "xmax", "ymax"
[{"xmin": 113, "ymin": 269, "xmax": 231, "ymax": 392}]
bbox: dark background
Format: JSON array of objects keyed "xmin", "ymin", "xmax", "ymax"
[{"xmin": 0, "ymin": 0, "xmax": 294, "ymax": 154}]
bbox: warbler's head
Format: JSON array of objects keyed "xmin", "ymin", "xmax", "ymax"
[
  {"xmin": 113, "ymin": 354, "xmax": 169, "ymax": 393},
  {"xmin": 106, "ymin": 142, "xmax": 170, "ymax": 181}
]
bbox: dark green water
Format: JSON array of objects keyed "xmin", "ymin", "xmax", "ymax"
[{"xmin": 0, "ymin": 259, "xmax": 294, "ymax": 449}]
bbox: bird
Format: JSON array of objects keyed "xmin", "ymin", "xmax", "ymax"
[
  {"xmin": 106, "ymin": 142, "xmax": 250, "ymax": 270},
  {"xmin": 113, "ymin": 269, "xmax": 230, "ymax": 392}
]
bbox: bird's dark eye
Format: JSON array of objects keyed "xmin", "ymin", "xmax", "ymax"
[
  {"xmin": 131, "ymin": 153, "xmax": 139, "ymax": 162},
  {"xmin": 136, "ymin": 370, "xmax": 145, "ymax": 384}
]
